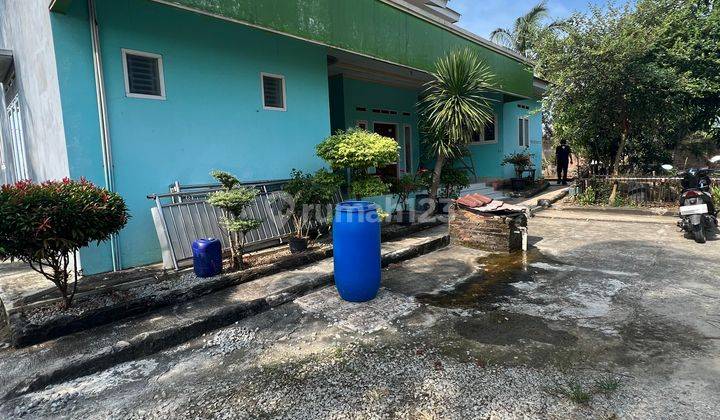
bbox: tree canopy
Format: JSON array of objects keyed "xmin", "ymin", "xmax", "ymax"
[{"xmin": 536, "ymin": 0, "xmax": 720, "ymax": 173}]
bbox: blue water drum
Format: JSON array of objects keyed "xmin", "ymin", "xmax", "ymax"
[
  {"xmin": 333, "ymin": 201, "xmax": 382, "ymax": 302},
  {"xmin": 192, "ymin": 238, "xmax": 222, "ymax": 278}
]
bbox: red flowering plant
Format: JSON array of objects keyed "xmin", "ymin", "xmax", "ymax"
[{"xmin": 0, "ymin": 178, "xmax": 129, "ymax": 308}]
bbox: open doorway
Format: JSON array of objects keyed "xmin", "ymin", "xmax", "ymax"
[{"xmin": 373, "ymin": 122, "xmax": 399, "ymax": 179}]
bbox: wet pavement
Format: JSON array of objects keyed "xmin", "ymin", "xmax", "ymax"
[{"xmin": 1, "ymin": 210, "xmax": 719, "ymax": 419}]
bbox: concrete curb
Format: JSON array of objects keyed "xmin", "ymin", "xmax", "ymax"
[
  {"xmin": 5, "ymin": 233, "xmax": 449, "ymax": 399},
  {"xmin": 8, "ymin": 223, "xmax": 442, "ymax": 348},
  {"xmin": 528, "ymin": 188, "xmax": 570, "ymax": 216}
]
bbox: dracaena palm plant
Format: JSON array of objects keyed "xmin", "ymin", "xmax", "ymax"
[{"xmin": 417, "ymin": 48, "xmax": 496, "ymax": 207}]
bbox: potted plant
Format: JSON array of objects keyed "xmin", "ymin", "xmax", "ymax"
[
  {"xmin": 282, "ymin": 168, "xmax": 342, "ymax": 253},
  {"xmin": 438, "ymin": 166, "xmax": 470, "ymax": 214},
  {"xmin": 501, "ymin": 149, "xmax": 535, "ymax": 178},
  {"xmin": 391, "ymin": 173, "xmax": 420, "ymax": 225}
]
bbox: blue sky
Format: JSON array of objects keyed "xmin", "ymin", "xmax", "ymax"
[{"xmin": 450, "ymin": 0, "xmax": 608, "ymax": 39}]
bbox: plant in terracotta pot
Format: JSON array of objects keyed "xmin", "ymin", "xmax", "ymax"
[
  {"xmin": 282, "ymin": 168, "xmax": 342, "ymax": 253},
  {"xmin": 390, "ymin": 173, "xmax": 420, "ymax": 225},
  {"xmin": 501, "ymin": 149, "xmax": 535, "ymax": 178}
]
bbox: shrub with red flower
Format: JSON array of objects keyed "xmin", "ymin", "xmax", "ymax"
[{"xmin": 0, "ymin": 178, "xmax": 129, "ymax": 308}]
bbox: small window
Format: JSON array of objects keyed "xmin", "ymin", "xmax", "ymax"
[
  {"xmin": 122, "ymin": 49, "xmax": 165, "ymax": 99},
  {"xmin": 356, "ymin": 120, "xmax": 368, "ymax": 130},
  {"xmin": 261, "ymin": 73, "xmax": 286, "ymax": 111},
  {"xmin": 518, "ymin": 117, "xmax": 530, "ymax": 147},
  {"xmin": 470, "ymin": 115, "xmax": 497, "ymax": 144}
]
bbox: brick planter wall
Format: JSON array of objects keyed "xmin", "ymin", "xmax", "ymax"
[{"xmin": 449, "ymin": 207, "xmax": 527, "ymax": 253}]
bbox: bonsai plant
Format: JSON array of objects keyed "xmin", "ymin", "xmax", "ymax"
[
  {"xmin": 390, "ymin": 173, "xmax": 420, "ymax": 225},
  {"xmin": 281, "ymin": 168, "xmax": 342, "ymax": 253},
  {"xmin": 501, "ymin": 149, "xmax": 535, "ymax": 178},
  {"xmin": 316, "ymin": 128, "xmax": 399, "ymax": 199},
  {"xmin": 207, "ymin": 170, "xmax": 262, "ymax": 270},
  {"xmin": 0, "ymin": 178, "xmax": 129, "ymax": 309}
]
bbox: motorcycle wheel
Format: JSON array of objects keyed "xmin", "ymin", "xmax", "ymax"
[{"xmin": 693, "ymin": 225, "xmax": 706, "ymax": 244}]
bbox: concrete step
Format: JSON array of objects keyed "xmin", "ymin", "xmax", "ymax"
[
  {"xmin": 1, "ymin": 225, "xmax": 450, "ymax": 399},
  {"xmin": 461, "ymin": 183, "xmax": 509, "ymax": 201}
]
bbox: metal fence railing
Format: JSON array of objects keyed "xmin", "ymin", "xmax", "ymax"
[
  {"xmin": 148, "ymin": 180, "xmax": 342, "ymax": 270},
  {"xmin": 575, "ymin": 176, "xmax": 720, "ymax": 205}
]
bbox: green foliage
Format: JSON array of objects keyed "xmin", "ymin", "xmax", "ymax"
[
  {"xmin": 206, "ymin": 170, "xmax": 261, "ymax": 270},
  {"xmin": 210, "ymin": 170, "xmax": 240, "ymax": 190},
  {"xmin": 391, "ymin": 174, "xmax": 421, "ymax": 211},
  {"xmin": 501, "ymin": 150, "xmax": 534, "ymax": 169},
  {"xmin": 536, "ymin": 0, "xmax": 720, "ymax": 173},
  {"xmin": 207, "ymin": 188, "xmax": 258, "ymax": 215},
  {"xmin": 711, "ymin": 185, "xmax": 720, "ymax": 211},
  {"xmin": 282, "ymin": 168, "xmax": 342, "ymax": 238},
  {"xmin": 440, "ymin": 166, "xmax": 471, "ymax": 199},
  {"xmin": 490, "ymin": 1, "xmax": 565, "ymax": 59},
  {"xmin": 418, "ymin": 48, "xmax": 496, "ymax": 203},
  {"xmin": 315, "ymin": 129, "xmax": 399, "ymax": 171},
  {"xmin": 0, "ymin": 178, "xmax": 129, "ymax": 308},
  {"xmin": 351, "ymin": 176, "xmax": 391, "ymax": 200},
  {"xmin": 594, "ymin": 377, "xmax": 622, "ymax": 394},
  {"xmin": 418, "ymin": 48, "xmax": 496, "ymax": 159}
]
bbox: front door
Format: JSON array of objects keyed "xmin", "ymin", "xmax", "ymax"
[{"xmin": 373, "ymin": 123, "xmax": 398, "ymax": 179}]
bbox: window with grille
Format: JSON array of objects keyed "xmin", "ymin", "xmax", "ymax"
[
  {"xmin": 261, "ymin": 73, "xmax": 286, "ymax": 111},
  {"xmin": 122, "ymin": 49, "xmax": 165, "ymax": 99}
]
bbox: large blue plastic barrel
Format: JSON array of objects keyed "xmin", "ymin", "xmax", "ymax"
[
  {"xmin": 192, "ymin": 238, "xmax": 222, "ymax": 278},
  {"xmin": 333, "ymin": 201, "xmax": 381, "ymax": 302}
]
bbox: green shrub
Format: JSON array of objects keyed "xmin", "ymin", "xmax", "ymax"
[
  {"xmin": 207, "ymin": 171, "xmax": 261, "ymax": 270},
  {"xmin": 351, "ymin": 176, "xmax": 391, "ymax": 200},
  {"xmin": 282, "ymin": 169, "xmax": 342, "ymax": 238},
  {"xmin": 390, "ymin": 174, "xmax": 421, "ymax": 212},
  {"xmin": 440, "ymin": 166, "xmax": 471, "ymax": 199},
  {"xmin": 316, "ymin": 128, "xmax": 400, "ymax": 171},
  {"xmin": 0, "ymin": 178, "xmax": 129, "ymax": 308},
  {"xmin": 712, "ymin": 185, "xmax": 720, "ymax": 211}
]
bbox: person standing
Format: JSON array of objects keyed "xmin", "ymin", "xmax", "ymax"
[{"xmin": 555, "ymin": 140, "xmax": 573, "ymax": 185}]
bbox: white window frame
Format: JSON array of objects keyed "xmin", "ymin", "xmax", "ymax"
[
  {"xmin": 469, "ymin": 114, "xmax": 498, "ymax": 145},
  {"xmin": 519, "ymin": 116, "xmax": 530, "ymax": 147},
  {"xmin": 261, "ymin": 72, "xmax": 287, "ymax": 111},
  {"xmin": 403, "ymin": 124, "xmax": 413, "ymax": 174},
  {"xmin": 122, "ymin": 49, "xmax": 166, "ymax": 100},
  {"xmin": 356, "ymin": 120, "xmax": 368, "ymax": 130}
]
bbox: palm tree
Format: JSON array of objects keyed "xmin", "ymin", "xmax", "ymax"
[
  {"xmin": 490, "ymin": 1, "xmax": 559, "ymax": 58},
  {"xmin": 418, "ymin": 48, "xmax": 496, "ymax": 207}
]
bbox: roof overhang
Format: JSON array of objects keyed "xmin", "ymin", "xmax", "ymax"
[
  {"xmin": 0, "ymin": 49, "xmax": 13, "ymax": 81},
  {"xmin": 149, "ymin": 0, "xmax": 536, "ymax": 98},
  {"xmin": 533, "ymin": 77, "xmax": 549, "ymax": 99}
]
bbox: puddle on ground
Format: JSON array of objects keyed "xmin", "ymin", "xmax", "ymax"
[
  {"xmin": 416, "ymin": 248, "xmax": 562, "ymax": 310},
  {"xmin": 455, "ymin": 311, "xmax": 577, "ymax": 346}
]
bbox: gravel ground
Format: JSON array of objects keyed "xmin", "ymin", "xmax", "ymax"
[{"xmin": 2, "ymin": 213, "xmax": 719, "ymax": 419}]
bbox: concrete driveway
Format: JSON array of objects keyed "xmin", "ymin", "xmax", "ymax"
[{"xmin": 2, "ymin": 209, "xmax": 719, "ymax": 419}]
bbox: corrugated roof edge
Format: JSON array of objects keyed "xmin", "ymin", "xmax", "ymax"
[{"xmin": 381, "ymin": 0, "xmax": 534, "ymax": 66}]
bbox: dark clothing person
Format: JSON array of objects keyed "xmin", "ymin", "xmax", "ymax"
[{"xmin": 555, "ymin": 143, "xmax": 573, "ymax": 185}]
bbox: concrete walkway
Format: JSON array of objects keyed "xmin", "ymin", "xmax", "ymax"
[
  {"xmin": 2, "ymin": 212, "xmax": 718, "ymax": 418},
  {"xmin": 0, "ymin": 225, "xmax": 448, "ymax": 399}
]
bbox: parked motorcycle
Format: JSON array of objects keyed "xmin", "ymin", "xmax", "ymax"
[{"xmin": 662, "ymin": 155, "xmax": 720, "ymax": 243}]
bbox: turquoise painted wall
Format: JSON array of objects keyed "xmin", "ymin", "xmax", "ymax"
[
  {"xmin": 53, "ymin": 0, "xmax": 332, "ymax": 273},
  {"xmin": 50, "ymin": 0, "xmax": 114, "ymax": 272},
  {"xmin": 466, "ymin": 98, "xmax": 505, "ymax": 179},
  {"xmin": 501, "ymin": 100, "xmax": 543, "ymax": 179},
  {"xmin": 334, "ymin": 76, "xmax": 421, "ymax": 175}
]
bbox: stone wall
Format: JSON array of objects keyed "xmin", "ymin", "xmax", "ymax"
[{"xmin": 449, "ymin": 207, "xmax": 527, "ymax": 253}]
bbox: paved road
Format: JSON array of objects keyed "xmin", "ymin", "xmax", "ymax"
[{"xmin": 2, "ymin": 210, "xmax": 719, "ymax": 419}]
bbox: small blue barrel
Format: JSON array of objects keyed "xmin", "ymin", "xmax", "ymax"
[
  {"xmin": 192, "ymin": 238, "xmax": 222, "ymax": 278},
  {"xmin": 333, "ymin": 201, "xmax": 381, "ymax": 302}
]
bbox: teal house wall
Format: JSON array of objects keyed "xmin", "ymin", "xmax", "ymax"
[
  {"xmin": 330, "ymin": 76, "xmax": 421, "ymax": 175},
  {"xmin": 51, "ymin": 0, "xmax": 332, "ymax": 273},
  {"xmin": 501, "ymin": 100, "xmax": 543, "ymax": 179}
]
